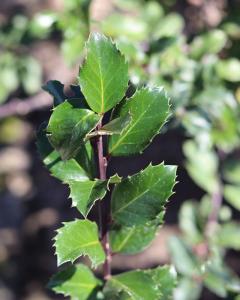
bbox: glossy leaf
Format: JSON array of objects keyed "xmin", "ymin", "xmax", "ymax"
[
  {"xmin": 104, "ymin": 266, "xmax": 176, "ymax": 300},
  {"xmin": 110, "ymin": 213, "xmax": 164, "ymax": 254},
  {"xmin": 48, "ymin": 264, "xmax": 102, "ymax": 300},
  {"xmin": 37, "ymin": 123, "xmax": 93, "ymax": 181},
  {"xmin": 111, "ymin": 163, "xmax": 176, "ymax": 226},
  {"xmin": 108, "ymin": 86, "xmax": 170, "ymax": 156},
  {"xmin": 78, "ymin": 32, "xmax": 129, "ymax": 113},
  {"xmin": 148, "ymin": 266, "xmax": 177, "ymax": 299},
  {"xmin": 100, "ymin": 113, "xmax": 131, "ymax": 135},
  {"xmin": 104, "ymin": 269, "xmax": 160, "ymax": 300},
  {"xmin": 47, "ymin": 101, "xmax": 100, "ymax": 160},
  {"xmin": 54, "ymin": 219, "xmax": 105, "ymax": 268},
  {"xmin": 69, "ymin": 179, "xmax": 108, "ymax": 217}
]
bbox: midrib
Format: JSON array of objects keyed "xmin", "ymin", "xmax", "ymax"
[{"xmin": 109, "ymin": 100, "xmax": 153, "ymax": 154}]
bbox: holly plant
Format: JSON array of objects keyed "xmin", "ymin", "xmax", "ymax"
[{"xmin": 37, "ymin": 32, "xmax": 177, "ymax": 300}]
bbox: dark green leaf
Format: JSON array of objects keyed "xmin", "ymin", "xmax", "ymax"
[
  {"xmin": 110, "ymin": 213, "xmax": 164, "ymax": 254},
  {"xmin": 37, "ymin": 123, "xmax": 90, "ymax": 182},
  {"xmin": 147, "ymin": 265, "xmax": 177, "ymax": 299},
  {"xmin": 47, "ymin": 101, "xmax": 100, "ymax": 160},
  {"xmin": 69, "ymin": 179, "xmax": 108, "ymax": 217},
  {"xmin": 104, "ymin": 266, "xmax": 176, "ymax": 300},
  {"xmin": 54, "ymin": 219, "xmax": 105, "ymax": 268},
  {"xmin": 48, "ymin": 264, "xmax": 102, "ymax": 300},
  {"xmin": 108, "ymin": 86, "xmax": 170, "ymax": 156},
  {"xmin": 101, "ymin": 113, "xmax": 132, "ymax": 135},
  {"xmin": 104, "ymin": 269, "xmax": 161, "ymax": 300},
  {"xmin": 111, "ymin": 163, "xmax": 176, "ymax": 226},
  {"xmin": 42, "ymin": 80, "xmax": 66, "ymax": 106},
  {"xmin": 78, "ymin": 32, "xmax": 129, "ymax": 113}
]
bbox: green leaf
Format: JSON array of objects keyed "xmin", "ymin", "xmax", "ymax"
[
  {"xmin": 104, "ymin": 266, "xmax": 176, "ymax": 300},
  {"xmin": 37, "ymin": 122, "xmax": 97, "ymax": 180},
  {"xmin": 101, "ymin": 113, "xmax": 132, "ymax": 135},
  {"xmin": 216, "ymin": 58, "xmax": 240, "ymax": 82},
  {"xmin": 148, "ymin": 265, "xmax": 177, "ymax": 299},
  {"xmin": 54, "ymin": 219, "xmax": 105, "ymax": 268},
  {"xmin": 69, "ymin": 179, "xmax": 108, "ymax": 217},
  {"xmin": 203, "ymin": 264, "xmax": 240, "ymax": 297},
  {"xmin": 223, "ymin": 160, "xmax": 240, "ymax": 185},
  {"xmin": 78, "ymin": 32, "xmax": 129, "ymax": 113},
  {"xmin": 108, "ymin": 86, "xmax": 170, "ymax": 156},
  {"xmin": 168, "ymin": 236, "xmax": 201, "ymax": 277},
  {"xmin": 183, "ymin": 141, "xmax": 219, "ymax": 193},
  {"xmin": 47, "ymin": 101, "xmax": 100, "ymax": 160},
  {"xmin": 109, "ymin": 174, "xmax": 122, "ymax": 184},
  {"xmin": 190, "ymin": 29, "xmax": 227, "ymax": 59},
  {"xmin": 110, "ymin": 213, "xmax": 164, "ymax": 254},
  {"xmin": 104, "ymin": 269, "xmax": 161, "ymax": 300},
  {"xmin": 224, "ymin": 185, "xmax": 240, "ymax": 211},
  {"xmin": 217, "ymin": 222, "xmax": 240, "ymax": 250},
  {"xmin": 111, "ymin": 163, "xmax": 176, "ymax": 226},
  {"xmin": 37, "ymin": 123, "xmax": 90, "ymax": 182},
  {"xmin": 173, "ymin": 278, "xmax": 202, "ymax": 300},
  {"xmin": 179, "ymin": 201, "xmax": 204, "ymax": 244},
  {"xmin": 42, "ymin": 80, "xmax": 66, "ymax": 106},
  {"xmin": 48, "ymin": 264, "xmax": 102, "ymax": 300}
]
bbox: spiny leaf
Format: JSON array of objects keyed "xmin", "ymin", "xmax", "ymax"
[
  {"xmin": 104, "ymin": 266, "xmax": 176, "ymax": 300},
  {"xmin": 108, "ymin": 86, "xmax": 170, "ymax": 156},
  {"xmin": 47, "ymin": 100, "xmax": 100, "ymax": 160},
  {"xmin": 54, "ymin": 219, "xmax": 105, "ymax": 268},
  {"xmin": 104, "ymin": 269, "xmax": 161, "ymax": 300},
  {"xmin": 109, "ymin": 173, "xmax": 122, "ymax": 184},
  {"xmin": 78, "ymin": 32, "xmax": 129, "ymax": 113},
  {"xmin": 69, "ymin": 179, "xmax": 108, "ymax": 217},
  {"xmin": 147, "ymin": 266, "xmax": 177, "ymax": 300},
  {"xmin": 48, "ymin": 264, "xmax": 102, "ymax": 300},
  {"xmin": 111, "ymin": 163, "xmax": 176, "ymax": 226},
  {"xmin": 110, "ymin": 213, "xmax": 164, "ymax": 254},
  {"xmin": 37, "ymin": 123, "xmax": 94, "ymax": 181}
]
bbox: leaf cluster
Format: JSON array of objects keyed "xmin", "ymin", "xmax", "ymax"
[{"xmin": 38, "ymin": 32, "xmax": 177, "ymax": 299}]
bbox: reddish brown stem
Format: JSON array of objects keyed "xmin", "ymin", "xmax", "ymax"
[
  {"xmin": 96, "ymin": 119, "xmax": 111, "ymax": 280},
  {"xmin": 205, "ymin": 181, "xmax": 223, "ymax": 238}
]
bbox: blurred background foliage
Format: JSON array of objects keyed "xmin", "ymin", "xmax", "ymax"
[{"xmin": 0, "ymin": 0, "xmax": 240, "ymax": 299}]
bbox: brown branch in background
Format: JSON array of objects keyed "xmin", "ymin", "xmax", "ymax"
[
  {"xmin": 0, "ymin": 93, "xmax": 52, "ymax": 119},
  {"xmin": 207, "ymin": 183, "xmax": 223, "ymax": 226}
]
